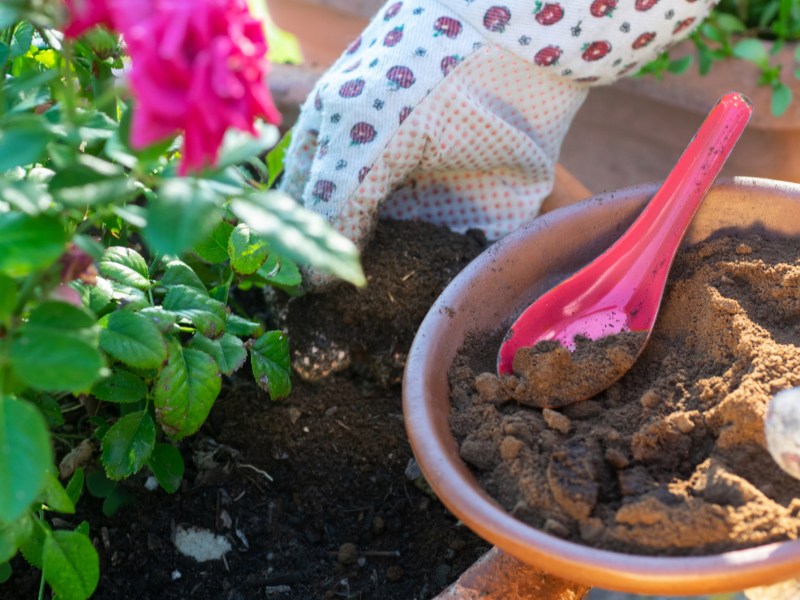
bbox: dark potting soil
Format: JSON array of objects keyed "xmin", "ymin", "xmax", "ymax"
[
  {"xmin": 450, "ymin": 233, "xmax": 800, "ymax": 556},
  {"xmin": 4, "ymin": 220, "xmax": 491, "ymax": 600}
]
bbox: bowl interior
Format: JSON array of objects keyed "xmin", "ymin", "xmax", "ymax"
[{"xmin": 403, "ymin": 177, "xmax": 800, "ymax": 595}]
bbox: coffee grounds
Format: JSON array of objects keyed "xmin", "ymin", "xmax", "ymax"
[
  {"xmin": 488, "ymin": 332, "xmax": 648, "ymax": 408},
  {"xmin": 449, "ymin": 234, "xmax": 800, "ymax": 556}
]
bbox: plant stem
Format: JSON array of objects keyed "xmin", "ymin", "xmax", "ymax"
[
  {"xmin": 13, "ymin": 270, "xmax": 45, "ymax": 315},
  {"xmin": 60, "ymin": 39, "xmax": 77, "ymax": 125},
  {"xmin": 37, "ymin": 511, "xmax": 46, "ymax": 600}
]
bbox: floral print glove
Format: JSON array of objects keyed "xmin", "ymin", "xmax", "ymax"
[{"xmin": 280, "ymin": 0, "xmax": 717, "ymax": 286}]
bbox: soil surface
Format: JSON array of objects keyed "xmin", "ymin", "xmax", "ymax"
[
  {"xmin": 451, "ymin": 233, "xmax": 800, "ymax": 556},
  {"xmin": 5, "ymin": 220, "xmax": 491, "ymax": 599}
]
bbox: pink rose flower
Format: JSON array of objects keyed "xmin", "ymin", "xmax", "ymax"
[
  {"xmin": 63, "ymin": 0, "xmax": 281, "ymax": 175},
  {"xmin": 62, "ymin": 0, "xmax": 114, "ymax": 37}
]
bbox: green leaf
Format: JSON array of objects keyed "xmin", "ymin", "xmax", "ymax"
[
  {"xmin": 772, "ymin": 82, "xmax": 793, "ymax": 117},
  {"xmin": 0, "ymin": 213, "xmax": 67, "ymax": 277},
  {"xmin": 0, "ymin": 116, "xmax": 49, "ymax": 171},
  {"xmin": 65, "ymin": 469, "xmax": 85, "ymax": 507},
  {"xmin": 228, "ymin": 223, "xmax": 269, "ymax": 275},
  {"xmin": 0, "ymin": 396, "xmax": 52, "ymax": 524},
  {"xmin": 732, "ymin": 38, "xmax": 769, "ymax": 66},
  {"xmin": 72, "ymin": 276, "xmax": 113, "ymax": 314},
  {"xmin": 257, "ymin": 254, "xmax": 302, "ymax": 288},
  {"xmin": 225, "ymin": 313, "xmax": 262, "ymax": 337},
  {"xmin": 145, "ymin": 178, "xmax": 222, "ymax": 255},
  {"xmin": 0, "ymin": 561, "xmax": 10, "ymax": 583},
  {"xmin": 159, "ymin": 260, "xmax": 206, "ymax": 291},
  {"xmin": 193, "ymin": 220, "xmax": 234, "ymax": 263},
  {"xmin": 10, "ymin": 21, "xmax": 33, "ymax": 59},
  {"xmin": 10, "ymin": 303, "xmax": 104, "ymax": 393},
  {"xmin": 0, "ymin": 274, "xmax": 16, "ymax": 324},
  {"xmin": 231, "ymin": 191, "xmax": 365, "ymax": 287},
  {"xmin": 154, "ymin": 340, "xmax": 221, "ymax": 439},
  {"xmin": 667, "ymin": 55, "xmax": 693, "ymax": 75},
  {"xmin": 162, "ymin": 285, "xmax": 226, "ymax": 338},
  {"xmin": 215, "ymin": 121, "xmax": 280, "ymax": 170},
  {"xmin": 91, "ymin": 369, "xmax": 148, "ymax": 404},
  {"xmin": 48, "ymin": 157, "xmax": 139, "ymax": 207},
  {"xmin": 713, "ymin": 12, "xmax": 746, "ymax": 34},
  {"xmin": 147, "ymin": 443, "xmax": 184, "ymax": 493},
  {"xmin": 265, "ymin": 130, "xmax": 292, "ymax": 188},
  {"xmin": 107, "ymin": 282, "xmax": 150, "ymax": 311},
  {"xmin": 85, "ymin": 470, "xmax": 114, "ymax": 499},
  {"xmin": 250, "ymin": 331, "xmax": 291, "ymax": 400},
  {"xmin": 138, "ymin": 307, "xmax": 179, "ymax": 333},
  {"xmin": 19, "ymin": 517, "xmax": 46, "ymax": 569},
  {"xmin": 33, "ymin": 48, "xmax": 58, "ymax": 69},
  {"xmin": 0, "ymin": 513, "xmax": 33, "ymax": 563},
  {"xmin": 101, "ymin": 486, "xmax": 134, "ymax": 517},
  {"xmin": 27, "ymin": 394, "xmax": 64, "ymax": 427},
  {"xmin": 190, "ymin": 333, "xmax": 247, "ymax": 375},
  {"xmin": 40, "ymin": 471, "xmax": 74, "ymax": 514},
  {"xmin": 100, "ymin": 411, "xmax": 156, "ymax": 480},
  {"xmin": 0, "ymin": 177, "xmax": 52, "ymax": 215},
  {"xmin": 99, "ymin": 311, "xmax": 167, "ymax": 369},
  {"xmin": 0, "ymin": 42, "xmax": 9, "ymax": 70},
  {"xmin": 42, "ymin": 530, "xmax": 99, "ymax": 600},
  {"xmin": 98, "ymin": 247, "xmax": 150, "ymax": 290}
]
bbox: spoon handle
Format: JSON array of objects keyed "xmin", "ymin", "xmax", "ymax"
[{"xmin": 615, "ymin": 92, "xmax": 753, "ymax": 283}]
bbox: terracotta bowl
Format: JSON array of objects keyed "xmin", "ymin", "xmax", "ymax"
[{"xmin": 403, "ymin": 177, "xmax": 800, "ymax": 595}]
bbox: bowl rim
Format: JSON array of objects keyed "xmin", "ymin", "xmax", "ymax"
[{"xmin": 402, "ymin": 177, "xmax": 800, "ymax": 595}]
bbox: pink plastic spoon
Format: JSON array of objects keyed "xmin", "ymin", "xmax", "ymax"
[{"xmin": 496, "ymin": 92, "xmax": 753, "ymax": 396}]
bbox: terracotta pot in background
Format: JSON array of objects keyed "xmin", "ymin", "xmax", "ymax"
[
  {"xmin": 403, "ymin": 177, "xmax": 800, "ymax": 596},
  {"xmin": 265, "ymin": 0, "xmax": 381, "ymax": 68},
  {"xmin": 562, "ymin": 44, "xmax": 800, "ymax": 192},
  {"xmin": 621, "ymin": 40, "xmax": 800, "ymax": 131}
]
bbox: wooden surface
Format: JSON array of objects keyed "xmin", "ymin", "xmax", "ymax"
[{"xmin": 435, "ymin": 547, "xmax": 591, "ymax": 600}]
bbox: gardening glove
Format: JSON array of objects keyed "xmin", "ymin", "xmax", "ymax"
[{"xmin": 280, "ymin": 0, "xmax": 717, "ymax": 289}]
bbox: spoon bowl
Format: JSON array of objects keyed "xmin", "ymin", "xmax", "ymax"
[{"xmin": 496, "ymin": 92, "xmax": 753, "ymax": 404}]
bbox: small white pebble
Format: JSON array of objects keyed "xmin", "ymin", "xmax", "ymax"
[
  {"xmin": 144, "ymin": 476, "xmax": 159, "ymax": 491},
  {"xmin": 171, "ymin": 570, "xmax": 182, "ymax": 581},
  {"xmin": 173, "ymin": 526, "xmax": 232, "ymax": 562},
  {"xmin": 765, "ymin": 388, "xmax": 800, "ymax": 480}
]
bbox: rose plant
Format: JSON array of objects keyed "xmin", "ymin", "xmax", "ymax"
[{"xmin": 0, "ymin": 1, "xmax": 364, "ymax": 598}]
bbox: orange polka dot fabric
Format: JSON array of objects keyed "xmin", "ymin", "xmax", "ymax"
[
  {"xmin": 378, "ymin": 45, "xmax": 586, "ymax": 237},
  {"xmin": 280, "ymin": 0, "xmax": 717, "ymax": 282}
]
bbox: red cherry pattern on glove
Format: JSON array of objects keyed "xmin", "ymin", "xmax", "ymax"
[
  {"xmin": 635, "ymin": 0, "xmax": 659, "ymax": 11},
  {"xmin": 339, "ymin": 78, "xmax": 365, "ymax": 98},
  {"xmin": 534, "ymin": 45, "xmax": 562, "ymax": 66},
  {"xmin": 590, "ymin": 0, "xmax": 617, "ymax": 18},
  {"xmin": 386, "ymin": 65, "xmax": 416, "ymax": 89},
  {"xmin": 350, "ymin": 122, "xmax": 378, "ymax": 145},
  {"xmin": 305, "ymin": 0, "xmax": 708, "ymax": 210},
  {"xmin": 384, "ymin": 26, "xmax": 404, "ymax": 47},
  {"xmin": 582, "ymin": 40, "xmax": 612, "ymax": 61},
  {"xmin": 483, "ymin": 6, "xmax": 512, "ymax": 33},
  {"xmin": 534, "ymin": 2, "xmax": 564, "ymax": 26},
  {"xmin": 434, "ymin": 16, "xmax": 463, "ymax": 38},
  {"xmin": 632, "ymin": 31, "xmax": 656, "ymax": 49}
]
